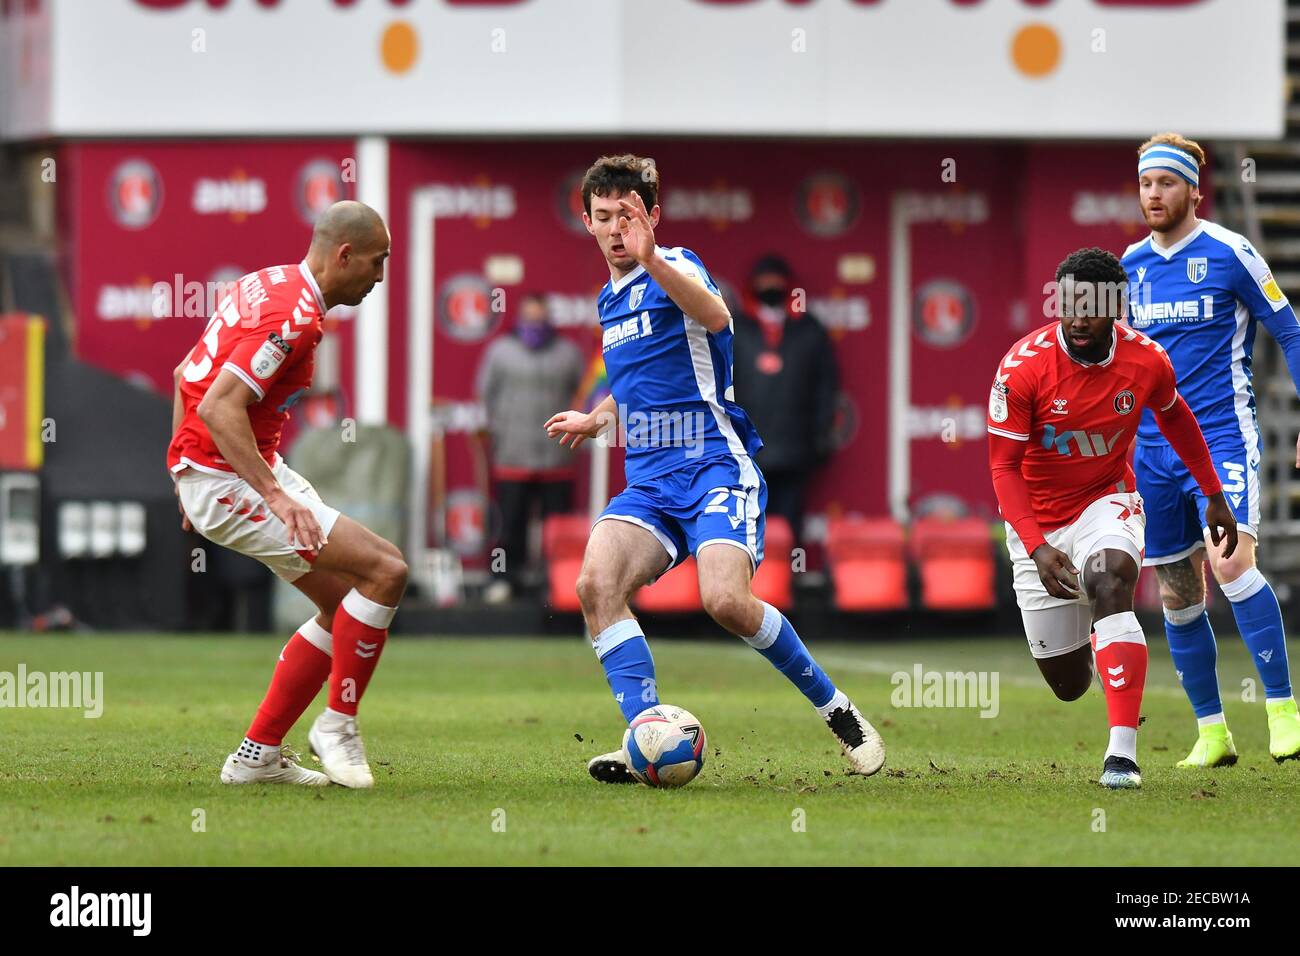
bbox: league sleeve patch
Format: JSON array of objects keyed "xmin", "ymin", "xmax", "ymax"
[
  {"xmin": 1261, "ymin": 271, "xmax": 1286, "ymax": 304},
  {"xmin": 989, "ymin": 383, "xmax": 1009, "ymax": 423},
  {"xmin": 250, "ymin": 332, "xmax": 291, "ymax": 380}
]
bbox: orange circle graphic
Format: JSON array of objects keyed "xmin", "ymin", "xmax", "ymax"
[
  {"xmin": 1011, "ymin": 23, "xmax": 1060, "ymax": 78},
  {"xmin": 381, "ymin": 21, "xmax": 418, "ymax": 75}
]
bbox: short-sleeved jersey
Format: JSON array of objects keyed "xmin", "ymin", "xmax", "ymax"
[
  {"xmin": 598, "ymin": 246, "xmax": 763, "ymax": 487},
  {"xmin": 1122, "ymin": 219, "xmax": 1294, "ymax": 446},
  {"xmin": 987, "ymin": 322, "xmax": 1179, "ymax": 531},
  {"xmin": 167, "ymin": 262, "xmax": 325, "ymax": 475}
]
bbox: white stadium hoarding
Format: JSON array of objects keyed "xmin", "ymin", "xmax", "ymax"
[{"xmin": 0, "ymin": 0, "xmax": 1286, "ymax": 140}]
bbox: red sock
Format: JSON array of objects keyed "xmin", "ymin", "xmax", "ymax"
[
  {"xmin": 1092, "ymin": 612, "xmax": 1148, "ymax": 729},
  {"xmin": 329, "ymin": 589, "xmax": 395, "ymax": 716},
  {"xmin": 246, "ymin": 619, "xmax": 332, "ymax": 745}
]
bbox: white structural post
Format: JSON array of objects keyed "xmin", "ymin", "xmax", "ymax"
[
  {"xmin": 888, "ymin": 190, "xmax": 988, "ymax": 524},
  {"xmin": 889, "ymin": 192, "xmax": 913, "ymax": 524},
  {"xmin": 355, "ymin": 136, "xmax": 390, "ymax": 426},
  {"xmin": 588, "ymin": 434, "xmax": 610, "ymax": 525},
  {"xmin": 407, "ymin": 188, "xmax": 437, "ymax": 582}
]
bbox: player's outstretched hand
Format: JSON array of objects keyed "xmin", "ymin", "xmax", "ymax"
[
  {"xmin": 1030, "ymin": 544, "xmax": 1081, "ymax": 600},
  {"xmin": 1294, "ymin": 430, "xmax": 1300, "ymax": 469},
  {"xmin": 1204, "ymin": 492, "xmax": 1238, "ymax": 559},
  {"xmin": 616, "ymin": 191, "xmax": 656, "ymax": 264},
  {"xmin": 265, "ymin": 488, "xmax": 327, "ymax": 554},
  {"xmin": 544, "ymin": 409, "xmax": 601, "ymax": 450}
]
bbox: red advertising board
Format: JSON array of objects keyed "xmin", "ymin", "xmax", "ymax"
[
  {"xmin": 0, "ymin": 314, "xmax": 44, "ymax": 471},
  {"xmin": 60, "ymin": 138, "xmax": 1191, "ymax": 560},
  {"xmin": 60, "ymin": 140, "xmax": 356, "ymax": 396}
]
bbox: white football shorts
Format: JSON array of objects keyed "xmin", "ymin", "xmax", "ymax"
[
  {"xmin": 175, "ymin": 458, "xmax": 341, "ymax": 583},
  {"xmin": 1005, "ymin": 489, "xmax": 1146, "ymax": 612}
]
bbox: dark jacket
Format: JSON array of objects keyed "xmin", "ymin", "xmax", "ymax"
[{"xmin": 731, "ymin": 309, "xmax": 839, "ymax": 472}]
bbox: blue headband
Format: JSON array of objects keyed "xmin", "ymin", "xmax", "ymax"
[{"xmin": 1138, "ymin": 145, "xmax": 1199, "ymax": 188}]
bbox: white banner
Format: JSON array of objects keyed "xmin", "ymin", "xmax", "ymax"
[{"xmin": 0, "ymin": 0, "xmax": 1285, "ymax": 140}]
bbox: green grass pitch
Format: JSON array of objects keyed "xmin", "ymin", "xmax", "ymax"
[{"xmin": 1, "ymin": 630, "xmax": 1298, "ymax": 866}]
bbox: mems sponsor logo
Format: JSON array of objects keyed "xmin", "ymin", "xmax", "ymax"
[
  {"xmin": 1128, "ymin": 299, "xmax": 1211, "ymax": 325},
  {"xmin": 602, "ymin": 312, "xmax": 653, "ymax": 351}
]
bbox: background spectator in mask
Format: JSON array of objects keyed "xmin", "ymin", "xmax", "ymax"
[
  {"xmin": 732, "ymin": 255, "xmax": 839, "ymax": 547},
  {"xmin": 476, "ymin": 293, "xmax": 584, "ymax": 603}
]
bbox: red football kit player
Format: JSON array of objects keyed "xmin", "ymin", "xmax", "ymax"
[
  {"xmin": 987, "ymin": 248, "xmax": 1236, "ymax": 789},
  {"xmin": 168, "ymin": 201, "xmax": 406, "ymax": 789}
]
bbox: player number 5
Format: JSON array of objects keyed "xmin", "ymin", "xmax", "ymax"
[{"xmin": 182, "ymin": 296, "xmax": 242, "ymax": 383}]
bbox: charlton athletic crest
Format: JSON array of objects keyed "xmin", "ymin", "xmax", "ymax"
[{"xmin": 1114, "ymin": 390, "xmax": 1136, "ymax": 415}]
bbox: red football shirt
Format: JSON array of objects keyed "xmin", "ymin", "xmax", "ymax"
[
  {"xmin": 167, "ymin": 262, "xmax": 325, "ymax": 475},
  {"xmin": 986, "ymin": 322, "xmax": 1178, "ymax": 531}
]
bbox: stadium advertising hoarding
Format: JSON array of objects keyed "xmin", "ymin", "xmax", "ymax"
[
  {"xmin": 61, "ymin": 140, "xmax": 356, "ymax": 400},
  {"xmin": 62, "ymin": 138, "xmax": 1194, "ymax": 546},
  {"xmin": 0, "ymin": 0, "xmax": 1283, "ymax": 140}
]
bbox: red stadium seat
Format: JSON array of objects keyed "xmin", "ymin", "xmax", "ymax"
[
  {"xmin": 751, "ymin": 515, "xmax": 794, "ymax": 610},
  {"xmin": 635, "ymin": 557, "xmax": 703, "ymax": 613},
  {"xmin": 542, "ymin": 514, "xmax": 590, "ymax": 612},
  {"xmin": 825, "ymin": 516, "xmax": 909, "ymax": 611},
  {"xmin": 909, "ymin": 517, "xmax": 996, "ymax": 611}
]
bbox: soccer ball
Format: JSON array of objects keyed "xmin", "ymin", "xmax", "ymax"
[{"xmin": 622, "ymin": 705, "xmax": 707, "ymax": 788}]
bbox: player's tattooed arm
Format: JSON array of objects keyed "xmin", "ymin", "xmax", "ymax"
[
  {"xmin": 197, "ymin": 370, "xmax": 327, "ymax": 551},
  {"xmin": 1153, "ymin": 556, "xmax": 1206, "ymax": 610}
]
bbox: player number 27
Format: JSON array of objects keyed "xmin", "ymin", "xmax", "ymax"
[
  {"xmin": 704, "ymin": 487, "xmax": 747, "ymax": 525},
  {"xmin": 182, "ymin": 296, "xmax": 243, "ymax": 383}
]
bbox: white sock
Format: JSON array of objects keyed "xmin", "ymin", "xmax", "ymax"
[
  {"xmin": 1197, "ymin": 712, "xmax": 1226, "ymax": 728},
  {"xmin": 235, "ymin": 737, "xmax": 275, "ymax": 763},
  {"xmin": 815, "ymin": 688, "xmax": 849, "ymax": 719},
  {"xmin": 341, "ymin": 588, "xmax": 397, "ymax": 629},
  {"xmin": 1107, "ymin": 725, "xmax": 1137, "ymax": 762}
]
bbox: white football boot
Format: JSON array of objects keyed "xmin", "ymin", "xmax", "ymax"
[
  {"xmin": 220, "ymin": 741, "xmax": 329, "ymax": 786},
  {"xmin": 587, "ymin": 749, "xmax": 639, "ymax": 784},
  {"xmin": 824, "ymin": 699, "xmax": 887, "ymax": 776},
  {"xmin": 308, "ymin": 709, "xmax": 375, "ymax": 789}
]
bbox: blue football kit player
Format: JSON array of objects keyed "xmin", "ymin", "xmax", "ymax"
[
  {"xmin": 1122, "ymin": 134, "xmax": 1300, "ymax": 766},
  {"xmin": 545, "ymin": 154, "xmax": 885, "ymax": 783}
]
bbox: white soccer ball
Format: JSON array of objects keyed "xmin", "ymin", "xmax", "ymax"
[{"xmin": 622, "ymin": 704, "xmax": 707, "ymax": 788}]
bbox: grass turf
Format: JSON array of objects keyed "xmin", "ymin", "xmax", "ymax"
[{"xmin": 1, "ymin": 631, "xmax": 1297, "ymax": 866}]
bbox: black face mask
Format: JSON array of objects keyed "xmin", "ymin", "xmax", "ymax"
[{"xmin": 755, "ymin": 287, "xmax": 787, "ymax": 307}]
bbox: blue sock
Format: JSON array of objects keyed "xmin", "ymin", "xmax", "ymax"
[
  {"xmin": 1223, "ymin": 569, "xmax": 1293, "ymax": 700},
  {"xmin": 593, "ymin": 620, "xmax": 659, "ymax": 723},
  {"xmin": 744, "ymin": 602, "xmax": 836, "ymax": 709},
  {"xmin": 1164, "ymin": 602, "xmax": 1224, "ymax": 719}
]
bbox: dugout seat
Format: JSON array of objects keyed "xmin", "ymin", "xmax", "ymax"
[
  {"xmin": 542, "ymin": 514, "xmax": 591, "ymax": 613},
  {"xmin": 909, "ymin": 517, "xmax": 996, "ymax": 611},
  {"xmin": 635, "ymin": 557, "xmax": 703, "ymax": 613},
  {"xmin": 825, "ymin": 516, "xmax": 909, "ymax": 611},
  {"xmin": 750, "ymin": 515, "xmax": 794, "ymax": 610}
]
